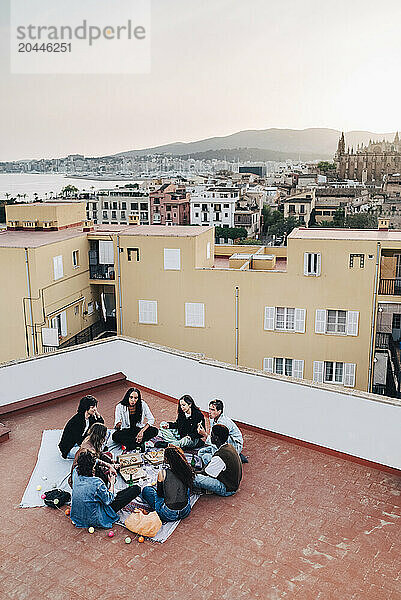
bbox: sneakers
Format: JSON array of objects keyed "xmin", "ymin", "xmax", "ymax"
[
  {"xmin": 154, "ymin": 441, "xmax": 168, "ymax": 449},
  {"xmin": 239, "ymin": 453, "xmax": 249, "ymax": 464}
]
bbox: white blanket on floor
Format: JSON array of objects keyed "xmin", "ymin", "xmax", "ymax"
[{"xmin": 20, "ymin": 429, "xmax": 199, "ymax": 543}]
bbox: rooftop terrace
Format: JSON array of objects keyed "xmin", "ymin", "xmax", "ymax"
[{"xmin": 1, "ymin": 338, "xmax": 401, "ymax": 599}]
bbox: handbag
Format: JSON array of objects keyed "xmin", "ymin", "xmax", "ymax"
[
  {"xmin": 124, "ymin": 508, "xmax": 162, "ymax": 537},
  {"xmin": 43, "ymin": 489, "xmax": 71, "ymax": 508}
]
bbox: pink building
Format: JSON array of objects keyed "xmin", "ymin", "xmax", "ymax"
[{"xmin": 150, "ymin": 183, "xmax": 190, "ymax": 225}]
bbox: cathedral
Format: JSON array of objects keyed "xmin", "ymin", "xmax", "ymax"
[{"xmin": 335, "ymin": 132, "xmax": 401, "ymax": 183}]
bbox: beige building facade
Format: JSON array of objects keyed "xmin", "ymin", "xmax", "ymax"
[{"xmin": 2, "ymin": 203, "xmax": 401, "ymax": 398}]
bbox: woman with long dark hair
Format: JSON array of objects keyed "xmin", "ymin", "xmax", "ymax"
[
  {"xmin": 59, "ymin": 395, "xmax": 104, "ymax": 459},
  {"xmin": 68, "ymin": 423, "xmax": 118, "ymax": 488},
  {"xmin": 158, "ymin": 394, "xmax": 205, "ymax": 449},
  {"xmin": 141, "ymin": 446, "xmax": 194, "ymax": 522},
  {"xmin": 112, "ymin": 387, "xmax": 158, "ymax": 451}
]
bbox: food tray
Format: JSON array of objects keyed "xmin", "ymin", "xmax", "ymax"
[
  {"xmin": 120, "ymin": 466, "xmax": 147, "ymax": 483},
  {"xmin": 143, "ymin": 449, "xmax": 164, "ymax": 465},
  {"xmin": 118, "ymin": 452, "xmax": 142, "ymax": 468}
]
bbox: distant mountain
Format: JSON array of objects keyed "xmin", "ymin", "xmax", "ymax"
[
  {"xmin": 112, "ymin": 128, "xmax": 397, "ymax": 161},
  {"xmin": 177, "ymin": 147, "xmax": 329, "ymax": 162}
]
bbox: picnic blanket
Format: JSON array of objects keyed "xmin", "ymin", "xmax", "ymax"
[{"xmin": 20, "ymin": 429, "xmax": 199, "ymax": 542}]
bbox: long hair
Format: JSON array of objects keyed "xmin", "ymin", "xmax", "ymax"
[
  {"xmin": 164, "ymin": 446, "xmax": 194, "ymax": 489},
  {"xmin": 120, "ymin": 387, "xmax": 142, "ymax": 425},
  {"xmin": 177, "ymin": 394, "xmax": 199, "ymax": 420},
  {"xmin": 86, "ymin": 423, "xmax": 107, "ymax": 454},
  {"xmin": 76, "ymin": 450, "xmax": 95, "ymax": 477},
  {"xmin": 77, "ymin": 395, "xmax": 97, "ymax": 414}
]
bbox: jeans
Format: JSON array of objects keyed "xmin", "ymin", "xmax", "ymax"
[
  {"xmin": 193, "ymin": 474, "xmax": 236, "ymax": 497},
  {"xmin": 141, "ymin": 486, "xmax": 191, "ymax": 522}
]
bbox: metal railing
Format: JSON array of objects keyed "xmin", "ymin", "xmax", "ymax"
[
  {"xmin": 379, "ymin": 278, "xmax": 401, "ymax": 295},
  {"xmin": 375, "ymin": 332, "xmax": 390, "ymax": 349},
  {"xmin": 59, "ymin": 320, "xmax": 114, "ymax": 349},
  {"xmin": 89, "ymin": 264, "xmax": 115, "ymax": 280}
]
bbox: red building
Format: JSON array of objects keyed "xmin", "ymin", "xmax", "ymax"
[{"xmin": 150, "ymin": 183, "xmax": 190, "ymax": 225}]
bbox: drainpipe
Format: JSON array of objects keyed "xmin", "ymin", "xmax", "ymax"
[
  {"xmin": 116, "ymin": 234, "xmax": 123, "ymax": 334},
  {"xmin": 368, "ymin": 242, "xmax": 381, "ymax": 392},
  {"xmin": 235, "ymin": 286, "xmax": 239, "ymax": 366},
  {"xmin": 24, "ymin": 248, "xmax": 36, "ymax": 356}
]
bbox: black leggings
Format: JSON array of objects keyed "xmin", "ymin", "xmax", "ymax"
[
  {"xmin": 112, "ymin": 425, "xmax": 158, "ymax": 450},
  {"xmin": 110, "ymin": 484, "xmax": 141, "ymax": 512}
]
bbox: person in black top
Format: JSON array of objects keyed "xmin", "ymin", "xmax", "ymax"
[
  {"xmin": 157, "ymin": 394, "xmax": 205, "ymax": 449},
  {"xmin": 141, "ymin": 446, "xmax": 194, "ymax": 522},
  {"xmin": 59, "ymin": 395, "xmax": 104, "ymax": 459}
]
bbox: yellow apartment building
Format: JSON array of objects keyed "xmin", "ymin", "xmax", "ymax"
[{"xmin": 2, "ymin": 203, "xmax": 401, "ymax": 398}]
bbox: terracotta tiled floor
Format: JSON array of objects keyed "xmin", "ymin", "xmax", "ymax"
[{"xmin": 1, "ymin": 381, "xmax": 401, "ymax": 600}]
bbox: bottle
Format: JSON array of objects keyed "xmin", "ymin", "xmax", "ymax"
[
  {"xmin": 191, "ymin": 454, "xmax": 196, "ymax": 468},
  {"xmin": 129, "ymin": 473, "xmax": 133, "ymax": 487}
]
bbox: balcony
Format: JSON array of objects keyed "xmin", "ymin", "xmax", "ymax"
[
  {"xmin": 1, "ymin": 338, "xmax": 401, "ymax": 598},
  {"xmin": 89, "ymin": 264, "xmax": 115, "ymax": 280},
  {"xmin": 379, "ymin": 278, "xmax": 401, "ymax": 295}
]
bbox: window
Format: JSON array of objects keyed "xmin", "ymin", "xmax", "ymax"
[
  {"xmin": 313, "ymin": 361, "xmax": 356, "ymax": 387},
  {"xmin": 315, "ymin": 309, "xmax": 359, "ymax": 336},
  {"xmin": 195, "ymin": 212, "xmax": 199, "ymax": 218},
  {"xmin": 326, "ymin": 309, "xmax": 346, "ymax": 334},
  {"xmin": 53, "ymin": 255, "xmax": 63, "ymax": 280},
  {"xmin": 194, "ymin": 203, "xmax": 200, "ymax": 208},
  {"xmin": 223, "ymin": 204, "xmax": 229, "ymax": 208},
  {"xmin": 300, "ymin": 205, "xmax": 305, "ymax": 214},
  {"xmin": 131, "ymin": 202, "xmax": 139, "ymax": 210},
  {"xmin": 263, "ymin": 358, "xmax": 304, "ymax": 379},
  {"xmin": 121, "ymin": 211, "xmax": 126, "ymax": 219},
  {"xmin": 121, "ymin": 202, "xmax": 127, "ymax": 210},
  {"xmin": 264, "ymin": 307, "xmax": 306, "ymax": 332},
  {"xmin": 103, "ymin": 202, "xmax": 109, "ymax": 209},
  {"xmin": 87, "ymin": 301, "xmax": 94, "ymax": 315},
  {"xmin": 349, "ymin": 254, "xmax": 365, "ymax": 268},
  {"xmin": 140, "ymin": 203, "xmax": 148, "ymax": 211},
  {"xmin": 103, "ymin": 211, "xmax": 108, "ymax": 218},
  {"xmin": 304, "ymin": 253, "xmax": 321, "ymax": 276},
  {"xmin": 164, "ymin": 248, "xmax": 181, "ymax": 270},
  {"xmin": 72, "ymin": 250, "xmax": 79, "ymax": 268},
  {"xmin": 51, "ymin": 311, "xmax": 67, "ymax": 337},
  {"xmin": 127, "ymin": 248, "xmax": 140, "ymax": 262},
  {"xmin": 185, "ymin": 302, "xmax": 205, "ymax": 327},
  {"xmin": 393, "ymin": 314, "xmax": 401, "ymax": 329},
  {"xmin": 111, "ymin": 211, "xmax": 117, "ymax": 219},
  {"xmin": 289, "ymin": 205, "xmax": 295, "ymax": 214},
  {"xmin": 138, "ymin": 300, "xmax": 157, "ymax": 324},
  {"xmin": 112, "ymin": 202, "xmax": 118, "ymax": 210}
]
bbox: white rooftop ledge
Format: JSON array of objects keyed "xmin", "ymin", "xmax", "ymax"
[{"xmin": 1, "ymin": 336, "xmax": 400, "ymax": 470}]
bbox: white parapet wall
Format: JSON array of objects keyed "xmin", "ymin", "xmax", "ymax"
[{"xmin": 1, "ymin": 336, "xmax": 401, "ymax": 470}]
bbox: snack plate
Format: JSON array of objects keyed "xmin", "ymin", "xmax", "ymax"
[
  {"xmin": 120, "ymin": 466, "xmax": 147, "ymax": 482},
  {"xmin": 118, "ymin": 452, "xmax": 142, "ymax": 468},
  {"xmin": 143, "ymin": 449, "xmax": 164, "ymax": 465}
]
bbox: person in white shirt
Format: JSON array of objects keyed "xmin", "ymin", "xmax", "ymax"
[
  {"xmin": 112, "ymin": 388, "xmax": 158, "ymax": 451},
  {"xmin": 197, "ymin": 399, "xmax": 248, "ymax": 464}
]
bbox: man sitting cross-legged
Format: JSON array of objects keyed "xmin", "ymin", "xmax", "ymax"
[
  {"xmin": 194, "ymin": 424, "xmax": 242, "ymax": 497},
  {"xmin": 197, "ymin": 399, "xmax": 248, "ymax": 465}
]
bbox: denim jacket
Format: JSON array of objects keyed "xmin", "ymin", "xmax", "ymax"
[{"xmin": 70, "ymin": 469, "xmax": 118, "ymax": 528}]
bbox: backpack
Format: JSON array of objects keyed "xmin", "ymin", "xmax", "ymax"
[{"xmin": 43, "ymin": 489, "xmax": 71, "ymax": 508}]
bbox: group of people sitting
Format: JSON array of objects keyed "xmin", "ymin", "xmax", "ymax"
[{"xmin": 58, "ymin": 388, "xmax": 245, "ymax": 529}]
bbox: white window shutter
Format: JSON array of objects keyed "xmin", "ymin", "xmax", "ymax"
[
  {"xmin": 99, "ymin": 241, "xmax": 114, "ymax": 264},
  {"xmin": 138, "ymin": 300, "xmax": 157, "ymax": 324},
  {"xmin": 303, "ymin": 253, "xmax": 309, "ymax": 275},
  {"xmin": 295, "ymin": 308, "xmax": 306, "ymax": 333},
  {"xmin": 313, "ymin": 361, "xmax": 324, "ymax": 383},
  {"xmin": 264, "ymin": 307, "xmax": 275, "ymax": 330},
  {"xmin": 316, "ymin": 253, "xmax": 321, "ymax": 276},
  {"xmin": 41, "ymin": 327, "xmax": 59, "ymax": 347},
  {"xmin": 315, "ymin": 309, "xmax": 326, "ymax": 334},
  {"xmin": 206, "ymin": 242, "xmax": 211, "ymax": 259},
  {"xmin": 344, "ymin": 363, "xmax": 356, "ymax": 387},
  {"xmin": 164, "ymin": 248, "xmax": 181, "ymax": 270},
  {"xmin": 346, "ymin": 311, "xmax": 359, "ymax": 336},
  {"xmin": 293, "ymin": 360, "xmax": 304, "ymax": 379},
  {"xmin": 263, "ymin": 358, "xmax": 274, "ymax": 373},
  {"xmin": 53, "ymin": 255, "xmax": 63, "ymax": 280},
  {"xmin": 185, "ymin": 302, "xmax": 205, "ymax": 327},
  {"xmin": 60, "ymin": 311, "xmax": 67, "ymax": 337}
]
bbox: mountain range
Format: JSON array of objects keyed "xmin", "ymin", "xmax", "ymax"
[{"xmin": 112, "ymin": 128, "xmax": 398, "ymax": 161}]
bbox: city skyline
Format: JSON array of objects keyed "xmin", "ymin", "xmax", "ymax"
[{"xmin": 1, "ymin": 0, "xmax": 401, "ymax": 161}]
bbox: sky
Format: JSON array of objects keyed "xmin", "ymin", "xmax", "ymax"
[{"xmin": 0, "ymin": 0, "xmax": 401, "ymax": 161}]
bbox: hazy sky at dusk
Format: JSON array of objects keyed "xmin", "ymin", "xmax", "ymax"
[{"xmin": 1, "ymin": 0, "xmax": 401, "ymax": 160}]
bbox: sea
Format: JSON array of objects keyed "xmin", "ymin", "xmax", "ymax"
[{"xmin": 0, "ymin": 173, "xmax": 141, "ymax": 202}]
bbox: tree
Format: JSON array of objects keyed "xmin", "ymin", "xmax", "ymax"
[
  {"xmin": 269, "ymin": 216, "xmax": 301, "ymax": 239},
  {"xmin": 317, "ymin": 161, "xmax": 336, "ymax": 174},
  {"xmin": 261, "ymin": 205, "xmax": 283, "ymax": 234},
  {"xmin": 61, "ymin": 185, "xmax": 79, "ymax": 197},
  {"xmin": 215, "ymin": 226, "xmax": 247, "ymax": 241}
]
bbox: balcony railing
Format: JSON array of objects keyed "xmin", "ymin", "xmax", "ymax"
[
  {"xmin": 89, "ymin": 264, "xmax": 115, "ymax": 280},
  {"xmin": 379, "ymin": 278, "xmax": 401, "ymax": 295},
  {"xmin": 375, "ymin": 332, "xmax": 390, "ymax": 349}
]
